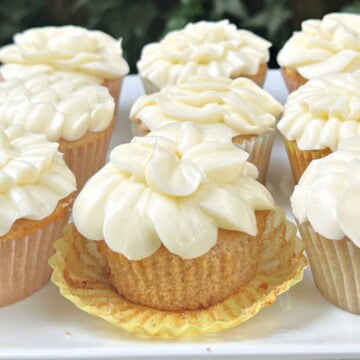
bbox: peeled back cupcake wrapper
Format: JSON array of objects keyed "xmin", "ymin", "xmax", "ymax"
[
  {"xmin": 50, "ymin": 207, "xmax": 308, "ymax": 338},
  {"xmin": 233, "ymin": 130, "xmax": 275, "ymax": 184}
]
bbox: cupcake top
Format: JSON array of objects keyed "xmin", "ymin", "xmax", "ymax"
[
  {"xmin": 137, "ymin": 20, "xmax": 271, "ymax": 89},
  {"xmin": 0, "ymin": 125, "xmax": 76, "ymax": 237},
  {"xmin": 277, "ymin": 72, "xmax": 360, "ymax": 151},
  {"xmin": 277, "ymin": 13, "xmax": 360, "ymax": 80},
  {"xmin": 0, "ymin": 26, "xmax": 129, "ymax": 80},
  {"xmin": 73, "ymin": 122, "xmax": 275, "ymax": 260},
  {"xmin": 0, "ymin": 72, "xmax": 115, "ymax": 142},
  {"xmin": 130, "ymin": 76, "xmax": 283, "ymax": 135},
  {"xmin": 291, "ymin": 137, "xmax": 360, "ymax": 247}
]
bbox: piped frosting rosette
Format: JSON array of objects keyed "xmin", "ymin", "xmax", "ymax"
[
  {"xmin": 131, "ymin": 76, "xmax": 283, "ymax": 135},
  {"xmin": 0, "ymin": 72, "xmax": 115, "ymax": 142},
  {"xmin": 278, "ymin": 72, "xmax": 360, "ymax": 151},
  {"xmin": 50, "ymin": 122, "xmax": 307, "ymax": 337},
  {"xmin": 0, "ymin": 26, "xmax": 129, "ymax": 79},
  {"xmin": 138, "ymin": 20, "xmax": 270, "ymax": 90},
  {"xmin": 0, "ymin": 125, "xmax": 76, "ymax": 237},
  {"xmin": 291, "ymin": 137, "xmax": 360, "ymax": 247},
  {"xmin": 277, "ymin": 13, "xmax": 360, "ymax": 79},
  {"xmin": 73, "ymin": 122, "xmax": 274, "ymax": 260}
]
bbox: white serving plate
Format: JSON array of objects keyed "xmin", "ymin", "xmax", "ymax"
[{"xmin": 0, "ymin": 70, "xmax": 359, "ymax": 360}]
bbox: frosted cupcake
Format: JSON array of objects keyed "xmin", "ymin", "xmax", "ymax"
[
  {"xmin": 0, "ymin": 125, "xmax": 76, "ymax": 306},
  {"xmin": 138, "ymin": 20, "xmax": 271, "ymax": 93},
  {"xmin": 291, "ymin": 137, "xmax": 360, "ymax": 314},
  {"xmin": 130, "ymin": 76, "xmax": 282, "ymax": 183},
  {"xmin": 0, "ymin": 72, "xmax": 115, "ymax": 189},
  {"xmin": 65, "ymin": 122, "xmax": 305, "ymax": 316},
  {"xmin": 277, "ymin": 72, "xmax": 360, "ymax": 183},
  {"xmin": 0, "ymin": 25, "xmax": 129, "ymax": 108},
  {"xmin": 277, "ymin": 13, "xmax": 360, "ymax": 92}
]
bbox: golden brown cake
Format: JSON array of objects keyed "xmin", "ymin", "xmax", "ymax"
[{"xmin": 0, "ymin": 125, "xmax": 76, "ymax": 306}]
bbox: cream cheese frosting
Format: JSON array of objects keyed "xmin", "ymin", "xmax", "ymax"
[
  {"xmin": 137, "ymin": 20, "xmax": 271, "ymax": 89},
  {"xmin": 277, "ymin": 13, "xmax": 360, "ymax": 80},
  {"xmin": 0, "ymin": 72, "xmax": 115, "ymax": 142},
  {"xmin": 291, "ymin": 137, "xmax": 360, "ymax": 247},
  {"xmin": 130, "ymin": 76, "xmax": 283, "ymax": 135},
  {"xmin": 0, "ymin": 26, "xmax": 129, "ymax": 80},
  {"xmin": 0, "ymin": 125, "xmax": 76, "ymax": 236},
  {"xmin": 277, "ymin": 72, "xmax": 360, "ymax": 151},
  {"xmin": 0, "ymin": 64, "xmax": 102, "ymax": 83},
  {"xmin": 73, "ymin": 122, "xmax": 275, "ymax": 260}
]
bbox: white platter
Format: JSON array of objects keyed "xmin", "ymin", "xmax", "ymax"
[{"xmin": 0, "ymin": 70, "xmax": 359, "ymax": 360}]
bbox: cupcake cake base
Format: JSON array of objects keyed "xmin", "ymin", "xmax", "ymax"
[{"xmin": 50, "ymin": 207, "xmax": 307, "ymax": 338}]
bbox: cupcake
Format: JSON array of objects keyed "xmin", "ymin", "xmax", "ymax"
[
  {"xmin": 137, "ymin": 20, "xmax": 271, "ymax": 93},
  {"xmin": 0, "ymin": 72, "xmax": 115, "ymax": 189},
  {"xmin": 291, "ymin": 137, "xmax": 360, "ymax": 314},
  {"xmin": 0, "ymin": 25, "xmax": 129, "ymax": 109},
  {"xmin": 277, "ymin": 72, "xmax": 360, "ymax": 183},
  {"xmin": 66, "ymin": 122, "xmax": 305, "ymax": 318},
  {"xmin": 277, "ymin": 13, "xmax": 360, "ymax": 92},
  {"xmin": 0, "ymin": 125, "xmax": 76, "ymax": 307},
  {"xmin": 130, "ymin": 76, "xmax": 282, "ymax": 184}
]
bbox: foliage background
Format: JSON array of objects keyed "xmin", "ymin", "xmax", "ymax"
[{"xmin": 1, "ymin": 0, "xmax": 359, "ymax": 72}]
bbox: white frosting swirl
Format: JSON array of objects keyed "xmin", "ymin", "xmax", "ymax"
[
  {"xmin": 73, "ymin": 122, "xmax": 275, "ymax": 260},
  {"xmin": 138, "ymin": 20, "xmax": 270, "ymax": 89},
  {"xmin": 0, "ymin": 125, "xmax": 76, "ymax": 236},
  {"xmin": 277, "ymin": 13, "xmax": 360, "ymax": 79},
  {"xmin": 130, "ymin": 76, "xmax": 282, "ymax": 135},
  {"xmin": 0, "ymin": 64, "xmax": 102, "ymax": 83},
  {"xmin": 0, "ymin": 72, "xmax": 115, "ymax": 141},
  {"xmin": 277, "ymin": 72, "xmax": 360, "ymax": 151},
  {"xmin": 291, "ymin": 137, "xmax": 360, "ymax": 247},
  {"xmin": 0, "ymin": 26, "xmax": 129, "ymax": 80}
]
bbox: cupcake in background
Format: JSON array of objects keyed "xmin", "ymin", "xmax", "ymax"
[
  {"xmin": 0, "ymin": 26, "xmax": 129, "ymax": 109},
  {"xmin": 278, "ymin": 72, "xmax": 360, "ymax": 183},
  {"xmin": 277, "ymin": 13, "xmax": 360, "ymax": 92},
  {"xmin": 0, "ymin": 72, "xmax": 115, "ymax": 189},
  {"xmin": 0, "ymin": 125, "xmax": 76, "ymax": 307},
  {"xmin": 291, "ymin": 137, "xmax": 360, "ymax": 314},
  {"xmin": 130, "ymin": 76, "xmax": 283, "ymax": 183},
  {"xmin": 137, "ymin": 20, "xmax": 271, "ymax": 93}
]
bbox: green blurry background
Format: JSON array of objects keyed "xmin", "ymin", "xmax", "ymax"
[{"xmin": 1, "ymin": 0, "xmax": 360, "ymax": 72}]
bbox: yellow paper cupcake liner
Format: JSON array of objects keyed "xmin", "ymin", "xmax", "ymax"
[{"xmin": 50, "ymin": 210, "xmax": 307, "ymax": 339}]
